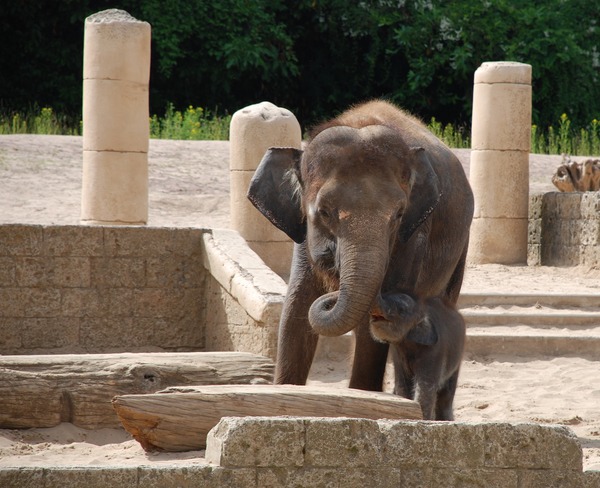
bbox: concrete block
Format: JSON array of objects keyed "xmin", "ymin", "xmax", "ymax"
[
  {"xmin": 22, "ymin": 317, "xmax": 79, "ymax": 349},
  {"xmin": 43, "ymin": 225, "xmax": 104, "ymax": 257},
  {"xmin": 519, "ymin": 470, "xmax": 582, "ymax": 488},
  {"xmin": 528, "ymin": 193, "xmax": 544, "ymax": 220},
  {"xmin": 0, "ymin": 224, "xmax": 43, "ymax": 256},
  {"xmin": 81, "ymin": 151, "xmax": 148, "ymax": 225},
  {"xmin": 43, "ymin": 467, "xmax": 138, "ymax": 488},
  {"xmin": 470, "ymin": 150, "xmax": 529, "ymax": 218},
  {"xmin": 528, "ymin": 218, "xmax": 541, "ymax": 245},
  {"xmin": 61, "ymin": 288, "xmax": 108, "ymax": 317},
  {"xmin": 468, "ymin": 217, "xmax": 528, "ymax": 264},
  {"xmin": 206, "ymin": 416, "xmax": 305, "ymax": 468},
  {"xmin": 581, "ymin": 244, "xmax": 600, "ymax": 267},
  {"xmin": 84, "ymin": 10, "xmax": 151, "ymax": 84},
  {"xmin": 22, "ymin": 288, "xmax": 62, "ymax": 317},
  {"xmin": 527, "ymin": 243, "xmax": 541, "ymax": 266},
  {"xmin": 146, "ymin": 255, "xmax": 205, "ymax": 288},
  {"xmin": 583, "ymin": 470, "xmax": 600, "ymax": 488},
  {"xmin": 0, "ymin": 288, "xmax": 24, "ymax": 317},
  {"xmin": 0, "ymin": 468, "xmax": 45, "ymax": 488},
  {"xmin": 555, "ymin": 192, "xmax": 583, "ymax": 220},
  {"xmin": 541, "ymin": 192, "xmax": 559, "ymax": 219},
  {"xmin": 304, "ymin": 417, "xmax": 382, "ymax": 467},
  {"xmin": 258, "ymin": 467, "xmax": 388, "ymax": 488},
  {"xmin": 403, "ymin": 468, "xmax": 518, "ymax": 488},
  {"xmin": 90, "ymin": 256, "xmax": 146, "ymax": 288},
  {"xmin": 0, "ymin": 318, "xmax": 22, "ymax": 351},
  {"xmin": 380, "ymin": 421, "xmax": 486, "ymax": 469},
  {"xmin": 0, "ymin": 257, "xmax": 16, "ymax": 286},
  {"xmin": 581, "ymin": 191, "xmax": 600, "ymax": 219},
  {"xmin": 482, "ymin": 423, "xmax": 582, "ymax": 470},
  {"xmin": 82, "ymin": 79, "xmax": 149, "ymax": 153}
]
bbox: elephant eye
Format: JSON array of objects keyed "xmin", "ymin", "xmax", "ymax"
[{"xmin": 318, "ymin": 207, "xmax": 331, "ymax": 220}]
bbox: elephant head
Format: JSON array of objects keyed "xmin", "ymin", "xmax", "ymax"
[{"xmin": 248, "ymin": 124, "xmax": 441, "ymax": 337}]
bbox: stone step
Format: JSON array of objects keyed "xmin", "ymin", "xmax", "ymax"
[
  {"xmin": 466, "ymin": 325, "xmax": 600, "ymax": 358},
  {"xmin": 458, "ymin": 292, "xmax": 600, "ymax": 308},
  {"xmin": 461, "ymin": 307, "xmax": 600, "ymax": 327},
  {"xmin": 314, "ymin": 322, "xmax": 600, "ymax": 361}
]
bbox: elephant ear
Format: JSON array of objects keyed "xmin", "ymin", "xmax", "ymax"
[
  {"xmin": 399, "ymin": 147, "xmax": 442, "ymax": 242},
  {"xmin": 406, "ymin": 316, "xmax": 438, "ymax": 346},
  {"xmin": 247, "ymin": 147, "xmax": 306, "ymax": 243}
]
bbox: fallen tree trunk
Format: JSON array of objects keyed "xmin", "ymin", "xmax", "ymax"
[
  {"xmin": 113, "ymin": 384, "xmax": 423, "ymax": 452},
  {"xmin": 0, "ymin": 352, "xmax": 273, "ymax": 429},
  {"xmin": 552, "ymin": 157, "xmax": 600, "ymax": 192}
]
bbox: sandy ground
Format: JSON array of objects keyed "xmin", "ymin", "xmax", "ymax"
[{"xmin": 0, "ymin": 134, "xmax": 599, "ymax": 471}]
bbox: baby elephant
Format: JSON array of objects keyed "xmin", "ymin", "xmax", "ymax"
[{"xmin": 370, "ymin": 292, "xmax": 465, "ymax": 420}]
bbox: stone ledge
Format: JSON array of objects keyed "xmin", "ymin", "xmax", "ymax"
[
  {"xmin": 201, "ymin": 229, "xmax": 286, "ymax": 325},
  {"xmin": 207, "ymin": 418, "xmax": 582, "ymax": 472}
]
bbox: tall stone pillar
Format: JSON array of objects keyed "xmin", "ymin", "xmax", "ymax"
[
  {"xmin": 468, "ymin": 62, "xmax": 532, "ymax": 264},
  {"xmin": 230, "ymin": 102, "xmax": 302, "ymax": 278},
  {"xmin": 81, "ymin": 9, "xmax": 151, "ymax": 225}
]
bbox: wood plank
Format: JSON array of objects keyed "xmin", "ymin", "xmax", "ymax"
[
  {"xmin": 0, "ymin": 352, "xmax": 273, "ymax": 429},
  {"xmin": 113, "ymin": 384, "xmax": 423, "ymax": 452}
]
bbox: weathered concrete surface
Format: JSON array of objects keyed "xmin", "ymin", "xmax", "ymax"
[
  {"xmin": 529, "ymin": 191, "xmax": 600, "ymax": 267},
  {"xmin": 0, "ymin": 225, "xmax": 285, "ymax": 360},
  {"xmin": 3, "ymin": 418, "xmax": 590, "ymax": 487}
]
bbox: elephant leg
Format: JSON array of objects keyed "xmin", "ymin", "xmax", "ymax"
[
  {"xmin": 349, "ymin": 319, "xmax": 389, "ymax": 391},
  {"xmin": 413, "ymin": 377, "xmax": 437, "ymax": 420},
  {"xmin": 444, "ymin": 243, "xmax": 468, "ymax": 304},
  {"xmin": 275, "ymin": 243, "xmax": 324, "ymax": 385},
  {"xmin": 391, "ymin": 346, "xmax": 414, "ymax": 399},
  {"xmin": 435, "ymin": 370, "xmax": 459, "ymax": 421}
]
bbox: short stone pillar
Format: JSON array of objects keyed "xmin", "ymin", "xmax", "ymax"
[
  {"xmin": 468, "ymin": 61, "xmax": 532, "ymax": 264},
  {"xmin": 81, "ymin": 9, "xmax": 151, "ymax": 225},
  {"xmin": 230, "ymin": 102, "xmax": 302, "ymax": 278}
]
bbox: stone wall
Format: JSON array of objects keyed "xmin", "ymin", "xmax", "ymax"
[
  {"xmin": 3, "ymin": 418, "xmax": 598, "ymax": 487},
  {"xmin": 0, "ymin": 225, "xmax": 284, "ymax": 358},
  {"xmin": 528, "ymin": 191, "xmax": 600, "ymax": 267}
]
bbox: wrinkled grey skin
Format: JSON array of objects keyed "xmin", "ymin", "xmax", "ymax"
[
  {"xmin": 370, "ymin": 292, "xmax": 465, "ymax": 420},
  {"xmin": 247, "ymin": 100, "xmax": 473, "ymax": 396}
]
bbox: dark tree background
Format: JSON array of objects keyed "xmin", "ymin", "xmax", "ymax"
[{"xmin": 1, "ymin": 0, "xmax": 598, "ymax": 129}]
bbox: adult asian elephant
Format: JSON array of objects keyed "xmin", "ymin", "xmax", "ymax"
[{"xmin": 247, "ymin": 100, "xmax": 474, "ymax": 413}]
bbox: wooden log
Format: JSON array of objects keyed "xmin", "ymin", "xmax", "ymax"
[
  {"xmin": 0, "ymin": 352, "xmax": 273, "ymax": 430},
  {"xmin": 552, "ymin": 157, "xmax": 600, "ymax": 192},
  {"xmin": 112, "ymin": 384, "xmax": 423, "ymax": 452}
]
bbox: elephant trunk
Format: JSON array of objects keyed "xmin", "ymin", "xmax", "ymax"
[{"xmin": 308, "ymin": 237, "xmax": 389, "ymax": 337}]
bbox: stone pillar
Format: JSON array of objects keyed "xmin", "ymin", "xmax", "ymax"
[
  {"xmin": 81, "ymin": 9, "xmax": 151, "ymax": 225},
  {"xmin": 230, "ymin": 102, "xmax": 302, "ymax": 278},
  {"xmin": 468, "ymin": 61, "xmax": 532, "ymax": 264}
]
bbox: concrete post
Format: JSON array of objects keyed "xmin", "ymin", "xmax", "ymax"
[
  {"xmin": 468, "ymin": 61, "xmax": 532, "ymax": 264},
  {"xmin": 230, "ymin": 102, "xmax": 302, "ymax": 278},
  {"xmin": 81, "ymin": 9, "xmax": 151, "ymax": 225}
]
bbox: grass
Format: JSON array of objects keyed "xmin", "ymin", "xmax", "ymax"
[
  {"xmin": 149, "ymin": 103, "xmax": 231, "ymax": 140},
  {"xmin": 1, "ymin": 106, "xmax": 599, "ymax": 155}
]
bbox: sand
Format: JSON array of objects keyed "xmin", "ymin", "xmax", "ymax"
[{"xmin": 0, "ymin": 134, "xmax": 598, "ymax": 471}]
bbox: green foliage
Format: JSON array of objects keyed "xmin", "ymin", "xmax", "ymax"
[
  {"xmin": 427, "ymin": 117, "xmax": 470, "ymax": 149},
  {"xmin": 531, "ymin": 114, "xmax": 600, "ymax": 156},
  {"xmin": 0, "ymin": 1, "xmax": 598, "ymax": 132},
  {"xmin": 149, "ymin": 104, "xmax": 231, "ymax": 140},
  {"xmin": 0, "ymin": 107, "xmax": 80, "ymax": 135}
]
